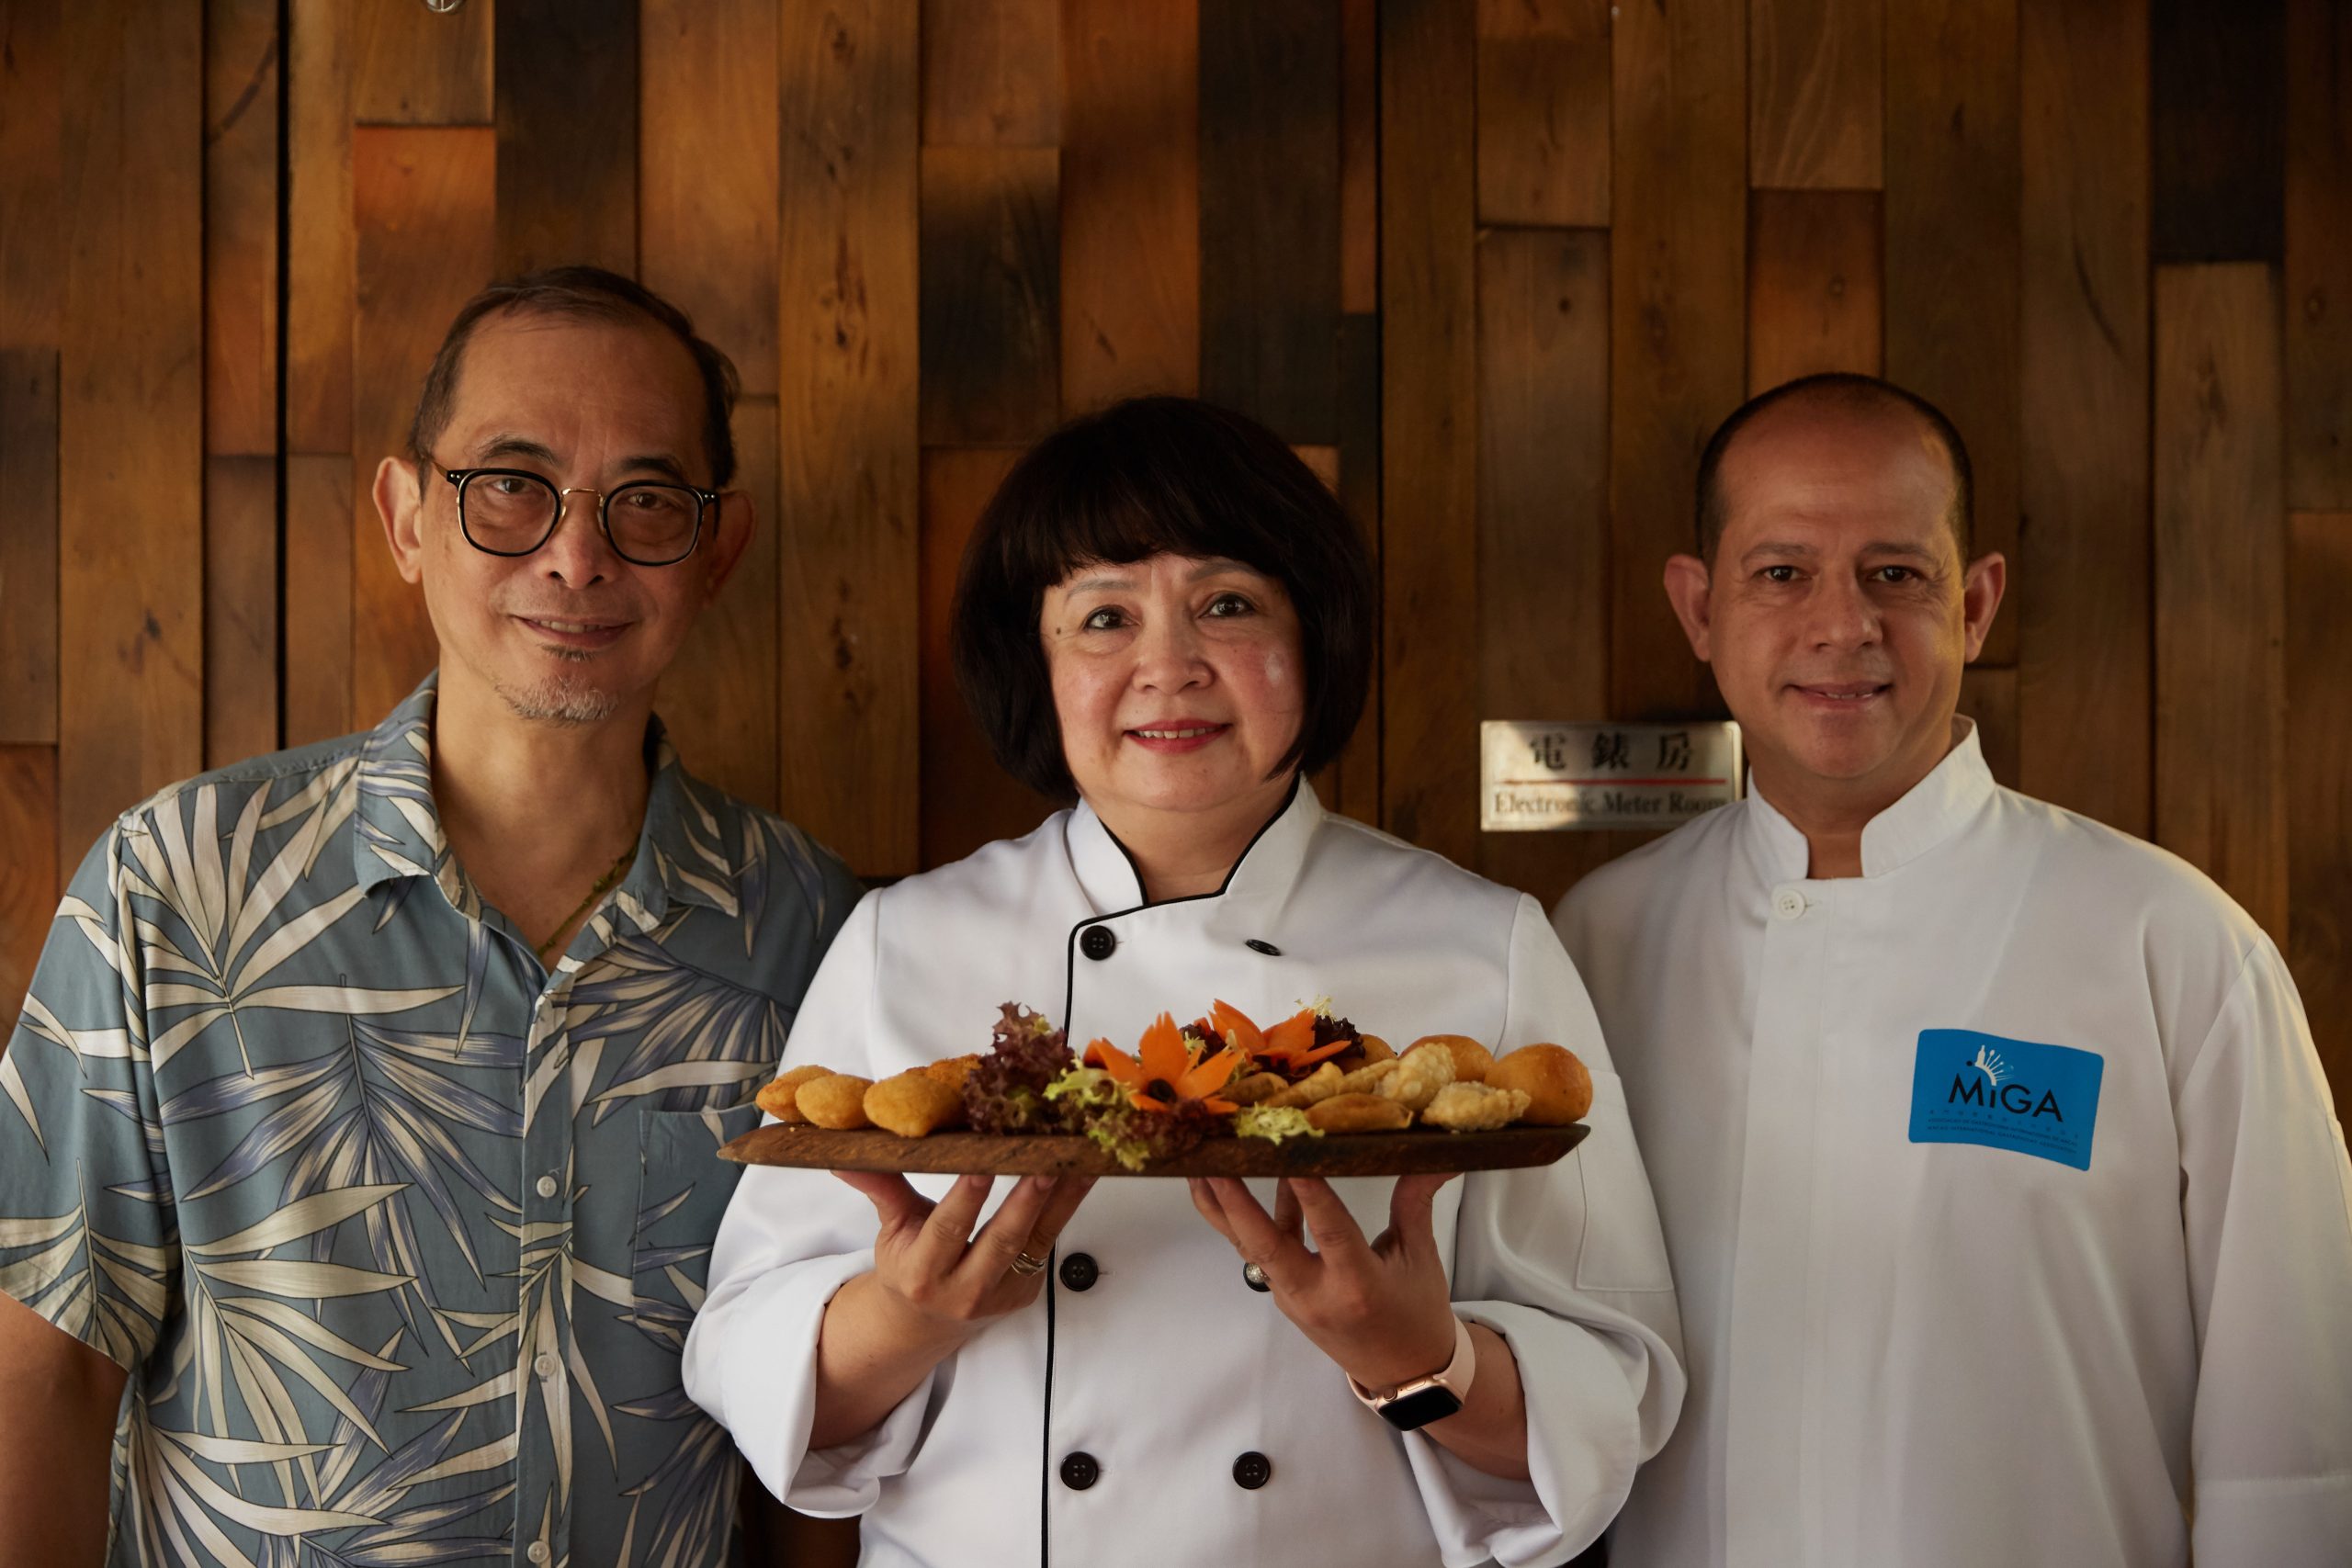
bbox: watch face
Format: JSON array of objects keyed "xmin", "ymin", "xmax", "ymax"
[{"xmin": 1375, "ymin": 1383, "xmax": 1464, "ymax": 1432}]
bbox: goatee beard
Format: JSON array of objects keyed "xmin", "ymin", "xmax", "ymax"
[{"xmin": 495, "ymin": 654, "xmax": 619, "ymax": 727}]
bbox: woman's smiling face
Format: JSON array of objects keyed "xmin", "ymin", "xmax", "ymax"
[{"xmin": 1039, "ymin": 552, "xmax": 1306, "ymax": 828}]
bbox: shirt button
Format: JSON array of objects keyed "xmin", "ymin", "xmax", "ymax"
[
  {"xmin": 1057, "ymin": 1252, "xmax": 1099, "ymax": 1292},
  {"xmin": 534, "ymin": 1352, "xmax": 559, "ymax": 1381},
  {"xmin": 1244, "ymin": 939, "xmax": 1281, "ymax": 956},
  {"xmin": 1080, "ymin": 926, "xmax": 1116, "ymax": 962},
  {"xmin": 526, "ymin": 1544, "xmax": 549, "ymax": 1564},
  {"xmin": 535, "ymin": 1175, "xmax": 559, "ymax": 1200},
  {"xmin": 1771, "ymin": 887, "xmax": 1808, "ymax": 922},
  {"xmin": 1242, "ymin": 1261, "xmax": 1271, "ymax": 1292},
  {"xmin": 1232, "ymin": 1450, "xmax": 1272, "ymax": 1490},
  {"xmin": 1059, "ymin": 1451, "xmax": 1101, "ymax": 1490}
]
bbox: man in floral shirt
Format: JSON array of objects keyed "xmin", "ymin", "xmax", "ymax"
[{"xmin": 0, "ymin": 267, "xmax": 864, "ymax": 1566}]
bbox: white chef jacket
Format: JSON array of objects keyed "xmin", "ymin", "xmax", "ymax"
[
  {"xmin": 684, "ymin": 783, "xmax": 1683, "ymax": 1567},
  {"xmin": 1552, "ymin": 719, "xmax": 2352, "ymax": 1568}
]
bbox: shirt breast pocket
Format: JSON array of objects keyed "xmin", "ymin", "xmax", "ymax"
[{"xmin": 633, "ymin": 1103, "xmax": 761, "ymax": 1336}]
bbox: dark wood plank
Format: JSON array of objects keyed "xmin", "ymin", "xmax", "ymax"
[
  {"xmin": 1059, "ymin": 0, "xmax": 1198, "ymax": 412},
  {"xmin": 1380, "ymin": 0, "xmax": 1479, "ymax": 863},
  {"xmin": 660, "ymin": 398, "xmax": 780, "ymax": 813},
  {"xmin": 1885, "ymin": 0, "xmax": 2019, "ymax": 665},
  {"xmin": 1327, "ymin": 313, "xmax": 1382, "ymax": 826},
  {"xmin": 2154, "ymin": 264, "xmax": 2288, "ymax": 941},
  {"xmin": 779, "ymin": 0, "xmax": 922, "ymax": 876},
  {"xmin": 2286, "ymin": 0, "xmax": 2352, "ymax": 509},
  {"xmin": 205, "ymin": 0, "xmax": 279, "ymax": 457},
  {"xmin": 722, "ymin": 1120, "xmax": 1589, "ymax": 1179},
  {"xmin": 919, "ymin": 145, "xmax": 1060, "ymax": 446},
  {"xmin": 351, "ymin": 127, "xmax": 498, "ymax": 726},
  {"xmin": 2286, "ymin": 513, "xmax": 2352, "ymax": 1127},
  {"xmin": 204, "ymin": 456, "xmax": 279, "ymax": 768},
  {"xmin": 0, "ymin": 351, "xmax": 58, "ymax": 746},
  {"xmin": 1609, "ymin": 0, "xmax": 1746, "ymax": 719},
  {"xmin": 1961, "ymin": 665, "xmax": 2018, "ymax": 787},
  {"xmin": 1747, "ymin": 188, "xmax": 1883, "ymax": 393},
  {"xmin": 283, "ymin": 453, "xmax": 354, "ymax": 746},
  {"xmin": 57, "ymin": 0, "xmax": 205, "ymax": 865},
  {"xmin": 919, "ymin": 447, "xmax": 1054, "ymax": 866},
  {"xmin": 1201, "ymin": 0, "xmax": 1341, "ymax": 444},
  {"xmin": 921, "ymin": 0, "xmax": 1058, "ymax": 146},
  {"xmin": 0, "ymin": 0, "xmax": 62, "ymax": 351},
  {"xmin": 640, "ymin": 0, "xmax": 780, "ymax": 396},
  {"xmin": 2018, "ymin": 0, "xmax": 2151, "ymax": 835},
  {"xmin": 1476, "ymin": 0, "xmax": 1610, "ymax": 228},
  {"xmin": 351, "ymin": 0, "xmax": 492, "ymax": 127},
  {"xmin": 2152, "ymin": 0, "xmax": 2286, "ymax": 265},
  {"xmin": 1749, "ymin": 0, "xmax": 1883, "ymax": 189},
  {"xmin": 1341, "ymin": 0, "xmax": 1378, "ymax": 313},
  {"xmin": 494, "ymin": 0, "xmax": 637, "ymax": 276},
  {"xmin": 287, "ymin": 0, "xmax": 353, "ymax": 454},
  {"xmin": 0, "ymin": 746, "xmax": 56, "ymax": 1028}
]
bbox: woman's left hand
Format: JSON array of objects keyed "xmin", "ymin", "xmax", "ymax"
[{"xmin": 1188, "ymin": 1175, "xmax": 1459, "ymax": 1393}]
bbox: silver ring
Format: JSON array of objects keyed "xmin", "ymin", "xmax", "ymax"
[{"xmin": 1009, "ymin": 1250, "xmax": 1050, "ymax": 1277}]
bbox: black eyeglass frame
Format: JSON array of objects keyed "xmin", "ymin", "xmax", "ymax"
[{"xmin": 438, "ymin": 467, "xmax": 722, "ymax": 566}]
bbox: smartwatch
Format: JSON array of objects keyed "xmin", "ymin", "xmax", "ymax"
[{"xmin": 1347, "ymin": 1314, "xmax": 1476, "ymax": 1431}]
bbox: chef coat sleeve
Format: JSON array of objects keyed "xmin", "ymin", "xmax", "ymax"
[
  {"xmin": 2175, "ymin": 939, "xmax": 2352, "ymax": 1564},
  {"xmin": 1399, "ymin": 894, "xmax": 1687, "ymax": 1568},
  {"xmin": 682, "ymin": 889, "xmax": 944, "ymax": 1515}
]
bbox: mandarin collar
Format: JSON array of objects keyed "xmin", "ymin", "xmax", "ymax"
[
  {"xmin": 1741, "ymin": 717, "xmax": 1996, "ymax": 884},
  {"xmin": 1064, "ymin": 776, "xmax": 1322, "ymax": 917}
]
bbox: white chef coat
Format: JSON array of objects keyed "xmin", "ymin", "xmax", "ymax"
[
  {"xmin": 1552, "ymin": 719, "xmax": 2352, "ymax": 1568},
  {"xmin": 684, "ymin": 783, "xmax": 1684, "ymax": 1567}
]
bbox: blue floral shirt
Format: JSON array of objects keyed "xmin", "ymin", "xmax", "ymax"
[{"xmin": 0, "ymin": 676, "xmax": 862, "ymax": 1567}]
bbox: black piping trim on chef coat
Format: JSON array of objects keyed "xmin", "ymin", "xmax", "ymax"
[{"xmin": 1042, "ymin": 774, "xmax": 1300, "ymax": 1568}]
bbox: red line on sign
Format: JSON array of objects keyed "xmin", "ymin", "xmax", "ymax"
[{"xmin": 1497, "ymin": 778, "xmax": 1731, "ymax": 787}]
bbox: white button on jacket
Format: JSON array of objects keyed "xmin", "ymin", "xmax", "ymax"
[
  {"xmin": 684, "ymin": 784, "xmax": 1685, "ymax": 1567},
  {"xmin": 1555, "ymin": 721, "xmax": 2352, "ymax": 1568}
]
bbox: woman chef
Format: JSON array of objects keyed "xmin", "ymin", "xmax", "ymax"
[{"xmin": 683, "ymin": 398, "xmax": 1684, "ymax": 1567}]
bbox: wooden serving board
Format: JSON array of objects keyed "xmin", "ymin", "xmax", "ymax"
[{"xmin": 719, "ymin": 1122, "xmax": 1589, "ymax": 1179}]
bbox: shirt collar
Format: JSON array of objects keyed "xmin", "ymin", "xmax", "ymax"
[
  {"xmin": 1065, "ymin": 775, "xmax": 1324, "ymax": 917},
  {"xmin": 1742, "ymin": 716, "xmax": 1996, "ymax": 883}
]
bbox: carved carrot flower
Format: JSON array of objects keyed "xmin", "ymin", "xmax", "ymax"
[
  {"xmin": 1084, "ymin": 1012, "xmax": 1245, "ymax": 1113},
  {"xmin": 1211, "ymin": 999, "xmax": 1352, "ymax": 1077}
]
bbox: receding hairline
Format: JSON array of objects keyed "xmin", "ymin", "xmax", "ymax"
[{"xmin": 1699, "ymin": 374, "xmax": 1972, "ymax": 560}]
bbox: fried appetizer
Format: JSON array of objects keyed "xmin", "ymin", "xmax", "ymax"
[
  {"xmin": 1354, "ymin": 1033, "xmax": 1396, "ymax": 1065},
  {"xmin": 1422, "ymin": 1081, "xmax": 1532, "ymax": 1133},
  {"xmin": 795, "ymin": 1073, "xmax": 875, "ymax": 1130},
  {"xmin": 1380, "ymin": 1039, "xmax": 1457, "ymax": 1111},
  {"xmin": 922, "ymin": 1053, "xmax": 982, "ymax": 1093},
  {"xmin": 1336, "ymin": 1057, "xmax": 1399, "ymax": 1096},
  {"xmin": 1408, "ymin": 1033, "xmax": 1493, "ymax": 1085},
  {"xmin": 1224, "ymin": 1070, "xmax": 1290, "ymax": 1106},
  {"xmin": 1485, "ymin": 1043, "xmax": 1592, "ymax": 1125},
  {"xmin": 755, "ymin": 1064, "xmax": 834, "ymax": 1122},
  {"xmin": 865, "ymin": 1070, "xmax": 966, "ymax": 1137},
  {"xmin": 1268, "ymin": 1061, "xmax": 1347, "ymax": 1110},
  {"xmin": 1306, "ymin": 1092, "xmax": 1415, "ymax": 1134}
]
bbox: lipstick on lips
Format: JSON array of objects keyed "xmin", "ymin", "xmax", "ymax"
[{"xmin": 1125, "ymin": 719, "xmax": 1232, "ymax": 754}]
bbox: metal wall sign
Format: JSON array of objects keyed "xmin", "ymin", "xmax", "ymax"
[{"xmin": 1481, "ymin": 720, "xmax": 1744, "ymax": 831}]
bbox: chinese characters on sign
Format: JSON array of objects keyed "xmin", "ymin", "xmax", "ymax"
[{"xmin": 1480, "ymin": 721, "xmax": 1744, "ymax": 831}]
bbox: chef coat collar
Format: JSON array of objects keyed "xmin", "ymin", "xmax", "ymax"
[
  {"xmin": 1743, "ymin": 716, "xmax": 1996, "ymax": 882},
  {"xmin": 1064, "ymin": 774, "xmax": 1321, "ymax": 916}
]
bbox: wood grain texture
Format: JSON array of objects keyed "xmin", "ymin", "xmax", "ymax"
[
  {"xmin": 1961, "ymin": 664, "xmax": 2018, "ymax": 786},
  {"xmin": 1885, "ymin": 0, "xmax": 2019, "ymax": 665},
  {"xmin": 1201, "ymin": 0, "xmax": 1341, "ymax": 444},
  {"xmin": 2018, "ymin": 0, "xmax": 2151, "ymax": 834},
  {"xmin": 661, "ymin": 399, "xmax": 780, "ymax": 812},
  {"xmin": 2286, "ymin": 0, "xmax": 2352, "ymax": 509},
  {"xmin": 351, "ymin": 127, "xmax": 498, "ymax": 725},
  {"xmin": 494, "ymin": 0, "xmax": 637, "ymax": 276},
  {"xmin": 0, "ymin": 747, "xmax": 56, "ymax": 1026},
  {"xmin": 922, "ymin": 0, "xmax": 1059, "ymax": 146},
  {"xmin": 283, "ymin": 453, "xmax": 354, "ymax": 746},
  {"xmin": 0, "ymin": 351, "xmax": 58, "ymax": 746},
  {"xmin": 779, "ymin": 0, "xmax": 922, "ymax": 876},
  {"xmin": 920, "ymin": 145, "xmax": 1061, "ymax": 445},
  {"xmin": 2154, "ymin": 264, "xmax": 2288, "ymax": 940},
  {"xmin": 1326, "ymin": 312, "xmax": 1383, "ymax": 826},
  {"xmin": 1749, "ymin": 0, "xmax": 1883, "ymax": 189},
  {"xmin": 2152, "ymin": 0, "xmax": 2285, "ymax": 265},
  {"xmin": 287, "ymin": 0, "xmax": 353, "ymax": 454},
  {"xmin": 1475, "ymin": 0, "xmax": 1611, "ymax": 228},
  {"xmin": 204, "ymin": 456, "xmax": 278, "ymax": 768},
  {"xmin": 2286, "ymin": 512, "xmax": 2351, "ymax": 1110},
  {"xmin": 1059, "ymin": 0, "xmax": 1198, "ymax": 412},
  {"xmin": 351, "ymin": 0, "xmax": 492, "ymax": 127},
  {"xmin": 640, "ymin": 0, "xmax": 780, "ymax": 397},
  {"xmin": 1747, "ymin": 189, "xmax": 1883, "ymax": 393},
  {"xmin": 1609, "ymin": 0, "xmax": 1744, "ymax": 718},
  {"xmin": 1380, "ymin": 0, "xmax": 1478, "ymax": 863},
  {"xmin": 205, "ymin": 0, "xmax": 279, "ymax": 457},
  {"xmin": 723, "ymin": 1119, "xmax": 1588, "ymax": 1178},
  {"xmin": 57, "ymin": 0, "xmax": 205, "ymax": 866},
  {"xmin": 1340, "ymin": 0, "xmax": 1379, "ymax": 313},
  {"xmin": 0, "ymin": 0, "xmax": 61, "ymax": 351}
]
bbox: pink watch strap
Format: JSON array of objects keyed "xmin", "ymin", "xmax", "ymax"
[{"xmin": 1347, "ymin": 1314, "xmax": 1477, "ymax": 1409}]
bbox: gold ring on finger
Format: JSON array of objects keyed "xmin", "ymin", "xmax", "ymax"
[{"xmin": 1009, "ymin": 1249, "xmax": 1050, "ymax": 1277}]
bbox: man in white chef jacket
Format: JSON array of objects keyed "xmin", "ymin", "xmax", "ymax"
[{"xmin": 1552, "ymin": 371, "xmax": 2352, "ymax": 1568}]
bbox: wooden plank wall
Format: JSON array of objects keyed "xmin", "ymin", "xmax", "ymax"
[{"xmin": 2, "ymin": 4, "xmax": 2348, "ymax": 1142}]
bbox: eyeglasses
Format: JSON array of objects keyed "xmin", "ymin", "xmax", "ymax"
[{"xmin": 438, "ymin": 468, "xmax": 719, "ymax": 566}]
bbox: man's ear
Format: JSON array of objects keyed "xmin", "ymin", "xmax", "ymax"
[
  {"xmin": 697, "ymin": 489, "xmax": 757, "ymax": 605},
  {"xmin": 1960, "ymin": 551, "xmax": 2007, "ymax": 662},
  {"xmin": 1662, "ymin": 553, "xmax": 1715, "ymax": 662},
  {"xmin": 375, "ymin": 458, "xmax": 426, "ymax": 586}
]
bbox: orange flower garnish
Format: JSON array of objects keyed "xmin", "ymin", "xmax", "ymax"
[
  {"xmin": 1085, "ymin": 1011, "xmax": 1244, "ymax": 1113},
  {"xmin": 1211, "ymin": 999, "xmax": 1352, "ymax": 1077}
]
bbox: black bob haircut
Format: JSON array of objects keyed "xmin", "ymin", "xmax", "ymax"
[
  {"xmin": 951, "ymin": 396, "xmax": 1377, "ymax": 802},
  {"xmin": 1695, "ymin": 371, "xmax": 1973, "ymax": 562},
  {"xmin": 406, "ymin": 265, "xmax": 742, "ymax": 488}
]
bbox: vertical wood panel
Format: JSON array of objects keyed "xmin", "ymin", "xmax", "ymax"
[
  {"xmin": 1609, "ymin": 0, "xmax": 1744, "ymax": 718},
  {"xmin": 1747, "ymin": 189, "xmax": 1883, "ymax": 393},
  {"xmin": 205, "ymin": 0, "xmax": 280, "ymax": 457},
  {"xmin": 2152, "ymin": 0, "xmax": 2285, "ymax": 265},
  {"xmin": 1475, "ymin": 0, "xmax": 1611, "ymax": 229},
  {"xmin": 495, "ymin": 0, "xmax": 638, "ymax": 276},
  {"xmin": 2287, "ymin": 512, "xmax": 2352, "ymax": 1109},
  {"xmin": 287, "ymin": 0, "xmax": 353, "ymax": 454},
  {"xmin": 2154, "ymin": 264, "xmax": 2288, "ymax": 939},
  {"xmin": 352, "ymin": 0, "xmax": 492, "ymax": 127},
  {"xmin": 2286, "ymin": 0, "xmax": 2352, "ymax": 509},
  {"xmin": 0, "ymin": 0, "xmax": 61, "ymax": 351},
  {"xmin": 1885, "ymin": 0, "xmax": 2018, "ymax": 665},
  {"xmin": 0, "ymin": 748, "xmax": 56, "ymax": 1026},
  {"xmin": 0, "ymin": 352, "xmax": 59, "ymax": 745},
  {"xmin": 284, "ymin": 453, "xmax": 354, "ymax": 744},
  {"xmin": 204, "ymin": 456, "xmax": 279, "ymax": 767},
  {"xmin": 661, "ymin": 399, "xmax": 780, "ymax": 811},
  {"xmin": 352, "ymin": 126, "xmax": 499, "ymax": 724},
  {"xmin": 1059, "ymin": 0, "xmax": 1198, "ymax": 412},
  {"xmin": 920, "ymin": 145, "xmax": 1061, "ymax": 445},
  {"xmin": 779, "ymin": 0, "xmax": 921, "ymax": 876},
  {"xmin": 640, "ymin": 0, "xmax": 780, "ymax": 397},
  {"xmin": 1749, "ymin": 0, "xmax": 1883, "ymax": 189},
  {"xmin": 1328, "ymin": 312, "xmax": 1383, "ymax": 825},
  {"xmin": 57, "ymin": 0, "xmax": 205, "ymax": 865},
  {"xmin": 1201, "ymin": 0, "xmax": 1341, "ymax": 444},
  {"xmin": 1961, "ymin": 664, "xmax": 2018, "ymax": 785},
  {"xmin": 1340, "ymin": 0, "xmax": 1379, "ymax": 314},
  {"xmin": 922, "ymin": 0, "xmax": 1059, "ymax": 146},
  {"xmin": 2018, "ymin": 0, "xmax": 2151, "ymax": 834}
]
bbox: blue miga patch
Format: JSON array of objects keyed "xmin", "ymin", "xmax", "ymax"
[{"xmin": 1908, "ymin": 1030, "xmax": 2105, "ymax": 1171}]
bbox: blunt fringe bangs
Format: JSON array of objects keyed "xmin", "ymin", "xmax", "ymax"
[{"xmin": 951, "ymin": 397, "xmax": 1377, "ymax": 801}]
